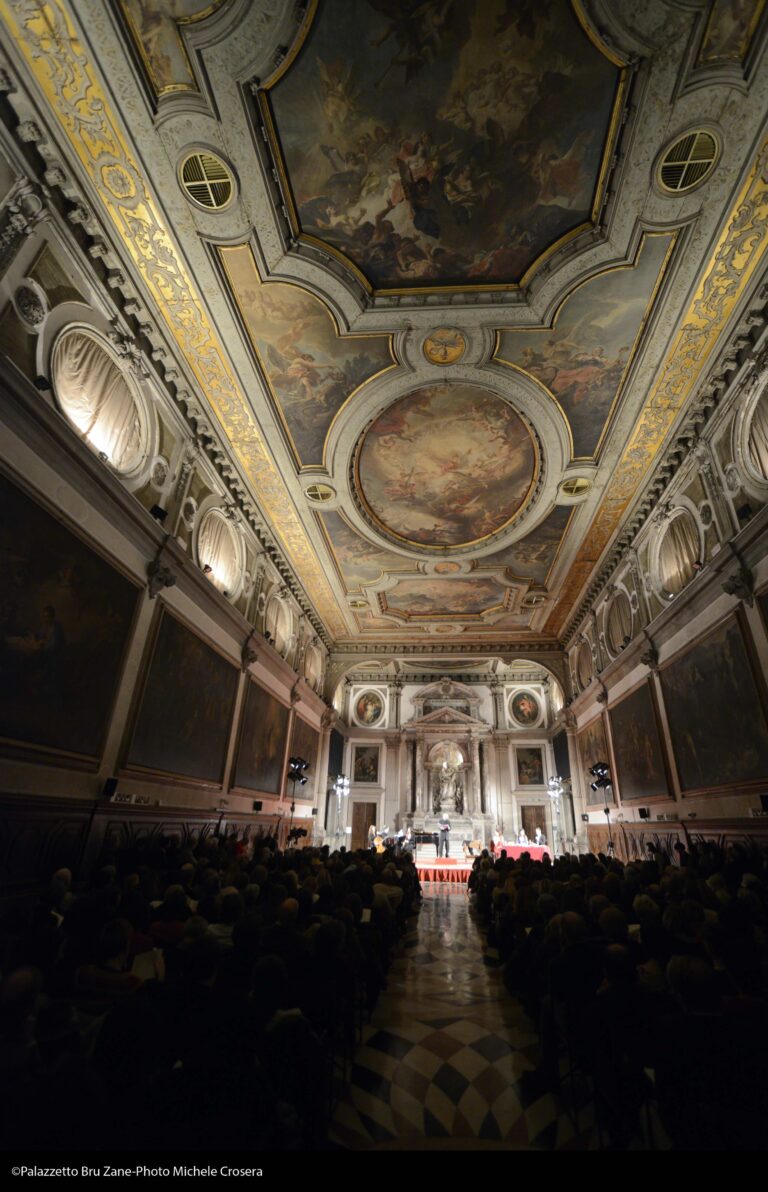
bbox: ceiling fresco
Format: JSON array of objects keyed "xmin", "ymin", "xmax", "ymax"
[
  {"xmin": 380, "ymin": 576, "xmax": 511, "ymax": 620},
  {"xmin": 356, "ymin": 383, "xmax": 537, "ymax": 549},
  {"xmin": 9, "ymin": 0, "xmax": 768, "ymax": 655},
  {"xmin": 220, "ymin": 244, "xmax": 393, "ymax": 465},
  {"xmin": 264, "ymin": 0, "xmax": 623, "ymax": 291},
  {"xmin": 319, "ymin": 509, "xmax": 406, "ymax": 592},
  {"xmin": 496, "ymin": 233, "xmax": 676, "ymax": 458},
  {"xmin": 697, "ymin": 0, "xmax": 766, "ymax": 66},
  {"xmin": 118, "ymin": 0, "xmax": 226, "ymax": 95},
  {"xmin": 485, "ymin": 505, "xmax": 573, "ymax": 587}
]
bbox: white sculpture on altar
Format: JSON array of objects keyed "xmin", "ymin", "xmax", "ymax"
[{"xmin": 436, "ymin": 761, "xmax": 463, "ymax": 813}]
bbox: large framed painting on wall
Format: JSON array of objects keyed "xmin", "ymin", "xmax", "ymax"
[
  {"xmin": 233, "ymin": 679, "xmax": 290, "ymax": 794},
  {"xmin": 608, "ymin": 679, "xmax": 670, "ymax": 801},
  {"xmin": 658, "ymin": 612, "xmax": 768, "ymax": 794},
  {"xmin": 126, "ymin": 608, "xmax": 239, "ymax": 783},
  {"xmin": 289, "ymin": 714, "xmax": 320, "ymax": 797},
  {"xmin": 0, "ymin": 471, "xmax": 140, "ymax": 763},
  {"xmin": 577, "ymin": 714, "xmax": 615, "ymax": 806},
  {"xmin": 516, "ymin": 746, "xmax": 545, "ymax": 786},
  {"xmin": 353, "ymin": 744, "xmax": 380, "ymax": 784}
]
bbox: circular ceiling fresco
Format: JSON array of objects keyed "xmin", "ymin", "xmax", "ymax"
[{"xmin": 356, "ymin": 383, "xmax": 537, "ymax": 549}]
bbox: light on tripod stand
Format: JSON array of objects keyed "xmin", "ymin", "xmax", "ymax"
[
  {"xmin": 286, "ymin": 756, "xmax": 310, "ymax": 846},
  {"xmin": 588, "ymin": 763, "xmax": 614, "ymax": 854}
]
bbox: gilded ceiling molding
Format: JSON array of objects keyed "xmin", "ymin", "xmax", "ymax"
[
  {"xmin": 546, "ymin": 134, "xmax": 768, "ymax": 636},
  {"xmin": 1, "ymin": 0, "xmax": 347, "ymax": 638}
]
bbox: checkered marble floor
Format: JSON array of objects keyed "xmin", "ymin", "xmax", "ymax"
[{"xmin": 330, "ymin": 884, "xmax": 600, "ymax": 1150}]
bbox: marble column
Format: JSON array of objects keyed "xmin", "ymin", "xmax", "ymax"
[
  {"xmin": 406, "ymin": 739, "xmax": 415, "ymax": 814},
  {"xmin": 415, "ymin": 738, "xmax": 424, "ymax": 814},
  {"xmin": 388, "ymin": 679, "xmax": 404, "ymax": 729},
  {"xmin": 490, "ymin": 679, "xmax": 505, "ymax": 731},
  {"xmin": 384, "ymin": 734, "xmax": 401, "ymax": 825},
  {"xmin": 470, "ymin": 736, "xmax": 481, "ymax": 816},
  {"xmin": 315, "ymin": 708, "xmax": 336, "ymax": 841}
]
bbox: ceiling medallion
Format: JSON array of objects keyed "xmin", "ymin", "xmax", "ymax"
[
  {"xmin": 355, "ymin": 383, "xmax": 538, "ymax": 551},
  {"xmin": 423, "ymin": 328, "xmax": 466, "ymax": 365}
]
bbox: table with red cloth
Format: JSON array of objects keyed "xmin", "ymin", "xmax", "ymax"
[{"xmin": 491, "ymin": 843, "xmax": 551, "ymax": 861}]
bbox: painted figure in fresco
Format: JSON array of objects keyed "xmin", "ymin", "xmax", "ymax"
[{"xmin": 357, "ymin": 693, "xmax": 382, "ymax": 724}]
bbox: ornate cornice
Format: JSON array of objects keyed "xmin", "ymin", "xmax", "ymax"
[
  {"xmin": 549, "ymin": 134, "xmax": 768, "ymax": 638},
  {"xmin": 0, "ymin": 0, "xmax": 347, "ymax": 640}
]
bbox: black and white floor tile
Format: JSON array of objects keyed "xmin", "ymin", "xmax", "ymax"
[{"xmin": 330, "ymin": 885, "xmax": 600, "ymax": 1150}]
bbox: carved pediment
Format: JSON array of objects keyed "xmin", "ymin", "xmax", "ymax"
[{"xmin": 406, "ymin": 705, "xmax": 486, "ymax": 730}]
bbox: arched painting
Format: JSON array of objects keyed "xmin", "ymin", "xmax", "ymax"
[
  {"xmin": 355, "ymin": 690, "xmax": 385, "ymax": 726},
  {"xmin": 510, "ymin": 689, "xmax": 540, "ymax": 727}
]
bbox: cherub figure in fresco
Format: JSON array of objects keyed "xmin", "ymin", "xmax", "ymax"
[{"xmin": 317, "ymin": 59, "xmax": 360, "ymax": 133}]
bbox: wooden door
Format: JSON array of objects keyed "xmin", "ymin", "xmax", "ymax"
[
  {"xmin": 520, "ymin": 805, "xmax": 546, "ymax": 844},
  {"xmin": 351, "ymin": 801, "xmax": 376, "ymax": 851}
]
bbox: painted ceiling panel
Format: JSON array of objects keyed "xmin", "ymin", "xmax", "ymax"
[
  {"xmin": 496, "ymin": 233, "xmax": 675, "ymax": 458},
  {"xmin": 697, "ymin": 0, "xmax": 766, "ymax": 66},
  {"xmin": 220, "ymin": 244, "xmax": 393, "ymax": 465},
  {"xmin": 381, "ymin": 577, "xmax": 510, "ymax": 619},
  {"xmin": 265, "ymin": 0, "xmax": 622, "ymax": 290},
  {"xmin": 485, "ymin": 505, "xmax": 573, "ymax": 586},
  {"xmin": 320, "ymin": 509, "xmax": 405, "ymax": 592},
  {"xmin": 118, "ymin": 0, "xmax": 225, "ymax": 95}
]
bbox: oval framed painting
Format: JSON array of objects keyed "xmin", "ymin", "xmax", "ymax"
[
  {"xmin": 354, "ymin": 690, "xmax": 385, "ymax": 727},
  {"xmin": 510, "ymin": 689, "xmax": 541, "ymax": 728}
]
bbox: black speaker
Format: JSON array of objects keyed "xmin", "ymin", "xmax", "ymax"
[
  {"xmin": 760, "ymin": 794, "xmax": 768, "ymax": 813},
  {"xmin": 581, "ymin": 813, "xmax": 589, "ymax": 823},
  {"xmin": 311, "ymin": 807, "xmax": 318, "ymax": 816},
  {"xmin": 638, "ymin": 807, "xmax": 650, "ymax": 820},
  {"xmin": 252, "ymin": 800, "xmax": 262, "ymax": 812},
  {"xmin": 101, "ymin": 776, "xmax": 118, "ymax": 800},
  {"xmin": 149, "ymin": 504, "xmax": 167, "ymax": 523}
]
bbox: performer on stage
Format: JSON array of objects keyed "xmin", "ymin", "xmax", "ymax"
[
  {"xmin": 403, "ymin": 826, "xmax": 414, "ymax": 853},
  {"xmin": 438, "ymin": 815, "xmax": 451, "ymax": 858},
  {"xmin": 368, "ymin": 823, "xmax": 377, "ymax": 850},
  {"xmin": 518, "ymin": 828, "xmax": 529, "ymax": 845},
  {"xmin": 534, "ymin": 826, "xmax": 545, "ymax": 846}
]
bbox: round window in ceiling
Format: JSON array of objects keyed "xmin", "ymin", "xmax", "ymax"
[
  {"xmin": 305, "ymin": 483, "xmax": 335, "ymax": 504},
  {"xmin": 658, "ymin": 131, "xmax": 718, "ymax": 194},
  {"xmin": 180, "ymin": 151, "xmax": 234, "ymax": 210}
]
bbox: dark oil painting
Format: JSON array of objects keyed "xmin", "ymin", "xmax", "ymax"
[
  {"xmin": 0, "ymin": 472, "xmax": 139, "ymax": 760},
  {"xmin": 233, "ymin": 679, "xmax": 290, "ymax": 794},
  {"xmin": 289, "ymin": 714, "xmax": 320, "ymax": 798},
  {"xmin": 658, "ymin": 615, "xmax": 768, "ymax": 792},
  {"xmin": 268, "ymin": 0, "xmax": 621, "ymax": 289},
  {"xmin": 517, "ymin": 746, "xmax": 545, "ymax": 786},
  {"xmin": 353, "ymin": 744, "xmax": 380, "ymax": 784},
  {"xmin": 577, "ymin": 714, "xmax": 615, "ymax": 806},
  {"xmin": 608, "ymin": 680, "xmax": 669, "ymax": 801},
  {"xmin": 127, "ymin": 610, "xmax": 239, "ymax": 783}
]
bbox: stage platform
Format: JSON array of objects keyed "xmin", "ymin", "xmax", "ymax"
[
  {"xmin": 415, "ymin": 843, "xmax": 553, "ymax": 884},
  {"xmin": 416, "ymin": 858, "xmax": 473, "ymax": 884}
]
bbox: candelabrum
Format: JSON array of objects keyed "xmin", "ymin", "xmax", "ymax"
[
  {"xmin": 332, "ymin": 773, "xmax": 350, "ymax": 849},
  {"xmin": 547, "ymin": 775, "xmax": 564, "ymax": 855}
]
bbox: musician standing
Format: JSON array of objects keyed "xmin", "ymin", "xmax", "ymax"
[{"xmin": 438, "ymin": 815, "xmax": 451, "ymax": 858}]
